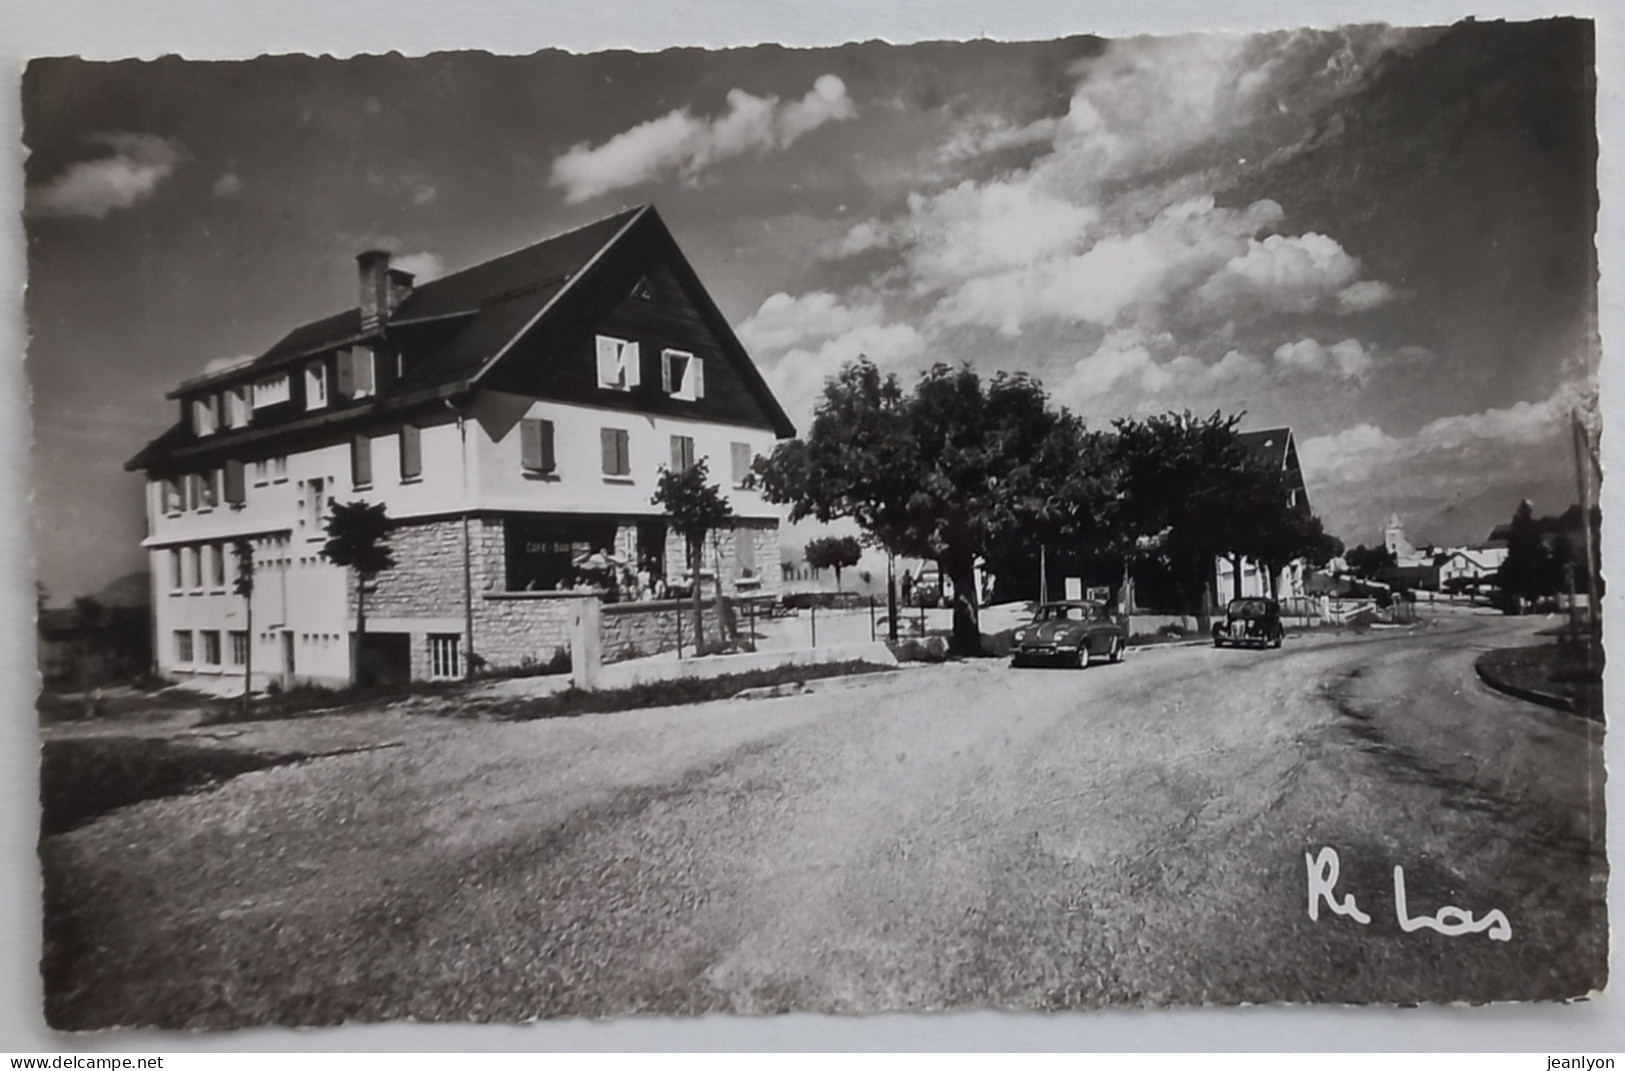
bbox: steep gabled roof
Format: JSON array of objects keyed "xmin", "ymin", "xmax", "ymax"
[
  {"xmin": 131, "ymin": 205, "xmax": 794, "ymax": 471},
  {"xmin": 1236, "ymin": 427, "xmax": 1294, "ymax": 470}
]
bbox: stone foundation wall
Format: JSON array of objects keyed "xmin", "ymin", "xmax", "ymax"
[
  {"xmin": 476, "ymin": 593, "xmax": 581, "ymax": 670},
  {"xmin": 601, "ymin": 599, "xmax": 726, "ymax": 662}
]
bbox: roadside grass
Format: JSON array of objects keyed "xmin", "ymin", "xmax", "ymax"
[
  {"xmin": 464, "ymin": 660, "xmax": 897, "ymax": 722},
  {"xmin": 1477, "ymin": 643, "xmax": 1604, "ymax": 722},
  {"xmin": 37, "ymin": 685, "xmax": 216, "ymax": 726},
  {"xmin": 40, "ymin": 737, "xmax": 305, "ymax": 835}
]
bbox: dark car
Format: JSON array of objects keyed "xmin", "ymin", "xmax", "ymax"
[
  {"xmin": 1212, "ymin": 597, "xmax": 1284, "ymax": 649},
  {"xmin": 1011, "ymin": 601, "xmax": 1126, "ymax": 668}
]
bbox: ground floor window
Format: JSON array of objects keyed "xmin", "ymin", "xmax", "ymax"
[
  {"xmin": 228, "ymin": 630, "xmax": 249, "ymax": 666},
  {"xmin": 428, "ymin": 633, "xmax": 461, "ymax": 679},
  {"xmin": 174, "ymin": 629, "xmax": 194, "ymax": 664},
  {"xmin": 200, "ymin": 630, "xmax": 222, "ymax": 666}
]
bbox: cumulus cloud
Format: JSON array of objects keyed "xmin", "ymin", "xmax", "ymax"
[
  {"xmin": 551, "ymin": 74, "xmax": 854, "ymax": 203},
  {"xmin": 1335, "ymin": 279, "xmax": 1395, "ymax": 313},
  {"xmin": 929, "ymin": 196, "xmax": 1283, "ymax": 336},
  {"xmin": 738, "ymin": 290, "xmax": 924, "ymax": 426},
  {"xmin": 392, "ymin": 251, "xmax": 445, "ymax": 282},
  {"xmin": 1195, "ymin": 232, "xmax": 1365, "ymax": 317},
  {"xmin": 1272, "ymin": 337, "xmax": 1373, "ymax": 379},
  {"xmin": 212, "ymin": 173, "xmax": 243, "ymax": 198},
  {"xmin": 27, "ymin": 133, "xmax": 183, "ymax": 220},
  {"xmin": 1056, "ymin": 329, "xmax": 1268, "ymax": 407}
]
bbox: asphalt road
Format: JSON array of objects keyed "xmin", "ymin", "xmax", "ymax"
[{"xmin": 43, "ymin": 610, "xmax": 1607, "ymax": 1027}]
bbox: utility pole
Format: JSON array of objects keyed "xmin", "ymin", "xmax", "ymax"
[
  {"xmin": 1039, "ymin": 544, "xmax": 1048, "ymax": 604},
  {"xmin": 1571, "ymin": 410, "xmax": 1601, "ymax": 666}
]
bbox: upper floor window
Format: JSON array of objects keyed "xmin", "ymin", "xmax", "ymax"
[
  {"xmin": 169, "ymin": 549, "xmax": 183, "ymax": 591},
  {"xmin": 337, "ymin": 347, "xmax": 376, "ymax": 399},
  {"xmin": 271, "ymin": 456, "xmax": 288, "ymax": 483},
  {"xmin": 351, "ymin": 434, "xmax": 373, "ymax": 489},
  {"xmin": 192, "ymin": 396, "xmax": 219, "ymax": 436},
  {"xmin": 252, "ymin": 373, "xmax": 290, "ymax": 408},
  {"xmin": 192, "ymin": 470, "xmax": 219, "ymax": 511},
  {"xmin": 670, "ymin": 434, "xmax": 696, "ymax": 473},
  {"xmin": 162, "ymin": 477, "xmax": 185, "ymax": 514},
  {"xmin": 399, "ymin": 424, "xmax": 423, "ymax": 481},
  {"xmin": 305, "ymin": 362, "xmax": 328, "ymax": 410},
  {"xmin": 520, "ymin": 418, "xmax": 556, "ymax": 475},
  {"xmin": 304, "ymin": 477, "xmax": 327, "ymax": 533},
  {"xmin": 600, "ymin": 427, "xmax": 631, "ymax": 478},
  {"xmin": 223, "ymin": 386, "xmax": 250, "ymax": 428},
  {"xmin": 662, "ymin": 349, "xmax": 704, "ymax": 401},
  {"xmin": 252, "ymin": 459, "xmax": 269, "ymax": 486},
  {"xmin": 596, "ymin": 336, "xmax": 640, "ymax": 391},
  {"xmin": 208, "ymin": 544, "xmax": 226, "ymax": 589},
  {"xmin": 730, "ymin": 442, "xmax": 752, "ymax": 487},
  {"xmin": 223, "ymin": 460, "xmax": 247, "ymax": 506}
]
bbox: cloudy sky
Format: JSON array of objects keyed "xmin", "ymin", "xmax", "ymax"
[{"xmin": 23, "ymin": 18, "xmax": 1596, "ymax": 600}]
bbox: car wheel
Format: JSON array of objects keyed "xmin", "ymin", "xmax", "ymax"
[
  {"xmin": 1074, "ymin": 646, "xmax": 1087, "ymax": 669},
  {"xmin": 1109, "ymin": 637, "xmax": 1123, "ymax": 663}
]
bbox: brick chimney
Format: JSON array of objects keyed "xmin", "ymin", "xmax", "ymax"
[{"xmin": 357, "ymin": 249, "xmax": 391, "ymax": 333}]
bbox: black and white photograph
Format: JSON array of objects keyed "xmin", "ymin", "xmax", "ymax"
[{"xmin": 20, "ymin": 12, "xmax": 1607, "ymax": 1033}]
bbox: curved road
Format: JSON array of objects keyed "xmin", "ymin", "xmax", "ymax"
[{"xmin": 45, "ymin": 610, "xmax": 1607, "ymax": 1026}]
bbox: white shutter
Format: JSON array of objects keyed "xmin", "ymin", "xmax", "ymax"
[
  {"xmin": 596, "ymin": 336, "xmax": 620, "ymax": 387},
  {"xmin": 623, "ymin": 341, "xmax": 641, "ymax": 387},
  {"xmin": 691, "ymin": 356, "xmax": 705, "ymax": 399}
]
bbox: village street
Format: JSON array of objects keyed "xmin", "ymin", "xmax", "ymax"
[{"xmin": 43, "ymin": 611, "xmax": 1606, "ymax": 1028}]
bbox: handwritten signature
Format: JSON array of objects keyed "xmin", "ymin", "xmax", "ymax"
[{"xmin": 1306, "ymin": 846, "xmax": 1512, "ymax": 941}]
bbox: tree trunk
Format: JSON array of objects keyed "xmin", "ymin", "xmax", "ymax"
[
  {"xmin": 711, "ymin": 531, "xmax": 731, "ymax": 647},
  {"xmin": 242, "ymin": 597, "xmax": 253, "ymax": 718},
  {"xmin": 833, "ymin": 566, "xmax": 842, "ymax": 591},
  {"xmin": 690, "ymin": 538, "xmax": 705, "ymax": 655},
  {"xmin": 943, "ymin": 549, "xmax": 980, "ymax": 656},
  {"xmin": 352, "ymin": 576, "xmax": 366, "ymax": 687},
  {"xmin": 1231, "ymin": 554, "xmax": 1244, "ymax": 601}
]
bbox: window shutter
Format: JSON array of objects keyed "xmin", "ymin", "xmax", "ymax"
[
  {"xmin": 224, "ymin": 459, "xmax": 246, "ymax": 504},
  {"xmin": 692, "ymin": 357, "xmax": 705, "ymax": 399},
  {"xmin": 352, "ymin": 434, "xmax": 373, "ymax": 486},
  {"xmin": 618, "ymin": 430, "xmax": 631, "ymax": 475},
  {"xmin": 540, "ymin": 420, "xmax": 556, "ymax": 472},
  {"xmin": 624, "ymin": 342, "xmax": 641, "ymax": 388},
  {"xmin": 661, "ymin": 350, "xmax": 673, "ymax": 393},
  {"xmin": 400, "ymin": 424, "xmax": 422, "ymax": 479},
  {"xmin": 356, "ymin": 349, "xmax": 375, "ymax": 395},
  {"xmin": 670, "ymin": 435, "xmax": 685, "ymax": 472},
  {"xmin": 601, "ymin": 427, "xmax": 617, "ymax": 474},
  {"xmin": 335, "ymin": 348, "xmax": 355, "ymax": 396},
  {"xmin": 158, "ymin": 480, "xmax": 171, "ymax": 514},
  {"xmin": 731, "ymin": 442, "xmax": 750, "ymax": 485},
  {"xmin": 597, "ymin": 337, "xmax": 620, "ymax": 387},
  {"xmin": 521, "ymin": 418, "xmax": 543, "ymax": 471}
]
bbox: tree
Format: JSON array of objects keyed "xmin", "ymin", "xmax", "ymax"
[
  {"xmin": 232, "ymin": 538, "xmax": 256, "ymax": 714},
  {"xmin": 320, "ymin": 501, "xmax": 396, "ymax": 686},
  {"xmin": 1495, "ymin": 499, "xmax": 1558, "ymax": 606},
  {"xmin": 652, "ymin": 458, "xmax": 735, "ymax": 655},
  {"xmin": 1343, "ymin": 544, "xmax": 1397, "ymax": 580},
  {"xmin": 756, "ymin": 359, "xmax": 1095, "ymax": 655},
  {"xmin": 803, "ymin": 535, "xmax": 863, "ymax": 590}
]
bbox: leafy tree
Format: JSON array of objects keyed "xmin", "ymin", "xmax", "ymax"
[
  {"xmin": 803, "ymin": 535, "xmax": 863, "ymax": 590},
  {"xmin": 1343, "ymin": 544, "xmax": 1397, "ymax": 579},
  {"xmin": 232, "ymin": 538, "xmax": 255, "ymax": 712},
  {"xmin": 756, "ymin": 359, "xmax": 1095, "ymax": 655},
  {"xmin": 321, "ymin": 501, "xmax": 396, "ymax": 685},
  {"xmin": 652, "ymin": 458, "xmax": 735, "ymax": 654},
  {"xmin": 1495, "ymin": 499, "xmax": 1558, "ymax": 605}
]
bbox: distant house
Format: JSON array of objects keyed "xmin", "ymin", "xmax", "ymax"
[
  {"xmin": 127, "ymin": 205, "xmax": 794, "ymax": 688},
  {"xmin": 1214, "ymin": 426, "xmax": 1313, "ymax": 601},
  {"xmin": 1438, "ymin": 548, "xmax": 1509, "ymax": 590}
]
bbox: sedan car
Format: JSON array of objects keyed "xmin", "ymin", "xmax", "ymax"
[
  {"xmin": 1011, "ymin": 600, "xmax": 1127, "ymax": 668},
  {"xmin": 1212, "ymin": 596, "xmax": 1284, "ymax": 649}
]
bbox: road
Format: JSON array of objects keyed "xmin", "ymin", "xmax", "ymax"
[{"xmin": 43, "ymin": 610, "xmax": 1607, "ymax": 1027}]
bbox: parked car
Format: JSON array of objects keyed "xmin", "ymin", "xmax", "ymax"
[
  {"xmin": 1212, "ymin": 597, "xmax": 1284, "ymax": 648},
  {"xmin": 1011, "ymin": 601, "xmax": 1126, "ymax": 668},
  {"xmin": 911, "ymin": 566, "xmax": 949, "ymax": 608}
]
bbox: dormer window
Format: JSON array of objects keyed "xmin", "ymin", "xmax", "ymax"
[
  {"xmin": 192, "ymin": 396, "xmax": 219, "ymax": 436},
  {"xmin": 337, "ymin": 347, "xmax": 375, "ymax": 399},
  {"xmin": 662, "ymin": 349, "xmax": 704, "ymax": 401},
  {"xmin": 306, "ymin": 362, "xmax": 328, "ymax": 409},
  {"xmin": 252, "ymin": 373, "xmax": 290, "ymax": 408},
  {"xmin": 223, "ymin": 386, "xmax": 250, "ymax": 428},
  {"xmin": 596, "ymin": 336, "xmax": 640, "ymax": 391}
]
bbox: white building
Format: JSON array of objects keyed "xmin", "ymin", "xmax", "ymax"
[{"xmin": 128, "ymin": 206, "xmax": 795, "ymax": 688}]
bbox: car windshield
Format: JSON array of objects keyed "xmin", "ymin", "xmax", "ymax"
[
  {"xmin": 1038, "ymin": 604, "xmax": 1104, "ymax": 622},
  {"xmin": 1227, "ymin": 599, "xmax": 1273, "ymax": 617}
]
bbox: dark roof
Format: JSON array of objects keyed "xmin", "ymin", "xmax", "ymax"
[
  {"xmin": 1236, "ymin": 427, "xmax": 1294, "ymax": 469},
  {"xmin": 131, "ymin": 206, "xmax": 794, "ymax": 470}
]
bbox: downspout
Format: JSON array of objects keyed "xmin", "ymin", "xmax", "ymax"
[{"xmin": 448, "ymin": 399, "xmax": 475, "ymax": 680}]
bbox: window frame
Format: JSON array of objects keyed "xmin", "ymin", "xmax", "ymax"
[
  {"xmin": 520, "ymin": 417, "xmax": 557, "ymax": 476},
  {"xmin": 595, "ymin": 335, "xmax": 641, "ymax": 392},
  {"xmin": 428, "ymin": 633, "xmax": 462, "ymax": 679},
  {"xmin": 600, "ymin": 427, "xmax": 632, "ymax": 479},
  {"xmin": 305, "ymin": 361, "xmax": 329, "ymax": 410},
  {"xmin": 174, "ymin": 629, "xmax": 194, "ymax": 665},
  {"xmin": 662, "ymin": 348, "xmax": 704, "ymax": 401}
]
